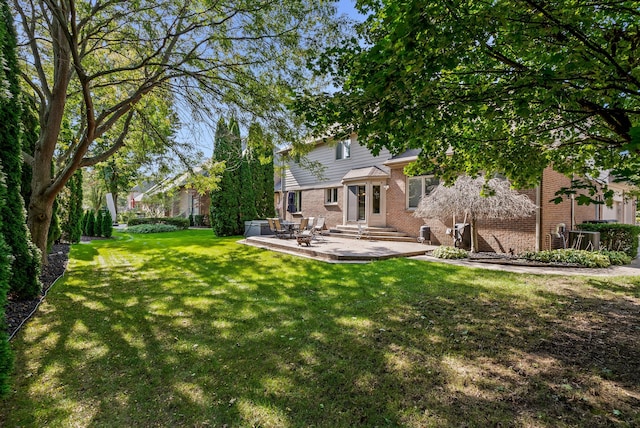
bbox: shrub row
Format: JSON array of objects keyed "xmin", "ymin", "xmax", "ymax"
[
  {"xmin": 127, "ymin": 216, "xmax": 189, "ymax": 230},
  {"xmin": 432, "ymin": 246, "xmax": 632, "ymax": 268},
  {"xmin": 577, "ymin": 223, "xmax": 640, "ymax": 258},
  {"xmin": 82, "ymin": 209, "xmax": 113, "ymax": 238},
  {"xmin": 519, "ymin": 249, "xmax": 631, "ymax": 268},
  {"xmin": 126, "ymin": 224, "xmax": 178, "ymax": 234}
]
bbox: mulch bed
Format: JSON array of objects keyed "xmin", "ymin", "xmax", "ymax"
[{"xmin": 5, "ymin": 243, "xmax": 70, "ymax": 339}]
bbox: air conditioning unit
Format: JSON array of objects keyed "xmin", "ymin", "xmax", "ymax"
[{"xmin": 568, "ymin": 231, "xmax": 600, "ymax": 251}]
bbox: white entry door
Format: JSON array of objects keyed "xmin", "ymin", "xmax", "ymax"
[{"xmin": 345, "ymin": 182, "xmax": 386, "ymax": 226}]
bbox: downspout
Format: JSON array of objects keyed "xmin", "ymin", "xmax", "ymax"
[
  {"xmin": 280, "ymin": 180, "xmax": 285, "ymax": 220},
  {"xmin": 535, "ymin": 183, "xmax": 542, "ymax": 252},
  {"xmin": 570, "ymin": 194, "xmax": 575, "ymax": 230}
]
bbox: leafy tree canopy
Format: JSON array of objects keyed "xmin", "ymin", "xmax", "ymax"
[
  {"xmin": 296, "ymin": 0, "xmax": 640, "ymax": 190},
  {"xmin": 13, "ymin": 0, "xmax": 344, "ymax": 257}
]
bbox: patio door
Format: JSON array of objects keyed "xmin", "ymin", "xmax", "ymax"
[{"xmin": 347, "ymin": 185, "xmax": 366, "ymax": 222}]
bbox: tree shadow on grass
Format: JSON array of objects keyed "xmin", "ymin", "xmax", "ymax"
[{"xmin": 2, "ymin": 232, "xmax": 639, "ymax": 427}]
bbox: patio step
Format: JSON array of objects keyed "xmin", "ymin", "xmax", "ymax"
[{"xmin": 329, "ymin": 225, "xmax": 418, "ymax": 242}]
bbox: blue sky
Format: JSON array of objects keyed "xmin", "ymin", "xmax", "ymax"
[
  {"xmin": 336, "ymin": 0, "xmax": 366, "ymax": 21},
  {"xmin": 180, "ymin": 0, "xmax": 366, "ymax": 159}
]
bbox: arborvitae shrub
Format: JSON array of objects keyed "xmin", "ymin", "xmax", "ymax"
[
  {"xmin": 0, "ymin": 171, "xmax": 13, "ymax": 397},
  {"xmin": 47, "ymin": 198, "xmax": 61, "ymax": 252},
  {"xmin": 0, "ymin": 0, "xmax": 41, "ymax": 300},
  {"xmin": 86, "ymin": 210, "xmax": 96, "ymax": 237},
  {"xmin": 81, "ymin": 210, "xmax": 89, "ymax": 236},
  {"xmin": 0, "ymin": 231, "xmax": 12, "ymax": 397},
  {"xmin": 102, "ymin": 210, "xmax": 113, "ymax": 238},
  {"xmin": 94, "ymin": 210, "xmax": 104, "ymax": 237},
  {"xmin": 63, "ymin": 170, "xmax": 83, "ymax": 243}
]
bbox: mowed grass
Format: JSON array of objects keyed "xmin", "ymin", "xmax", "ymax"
[{"xmin": 1, "ymin": 229, "xmax": 639, "ymax": 427}]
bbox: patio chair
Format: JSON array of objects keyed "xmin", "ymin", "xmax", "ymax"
[
  {"xmin": 273, "ymin": 218, "xmax": 293, "ymax": 239},
  {"xmin": 313, "ymin": 217, "xmax": 326, "ymax": 241},
  {"xmin": 307, "ymin": 217, "xmax": 315, "ymax": 231},
  {"xmin": 298, "ymin": 218, "xmax": 309, "ymax": 232},
  {"xmin": 267, "ymin": 217, "xmax": 276, "ymax": 233},
  {"xmin": 268, "ymin": 218, "xmax": 288, "ymax": 239}
]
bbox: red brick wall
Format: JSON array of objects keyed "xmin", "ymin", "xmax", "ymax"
[
  {"xmin": 386, "ymin": 166, "xmax": 538, "ymax": 253},
  {"xmin": 539, "ymin": 168, "xmax": 604, "ymax": 250},
  {"xmin": 474, "ymin": 207, "xmax": 536, "ymax": 254},
  {"xmin": 386, "ymin": 167, "xmax": 438, "ymax": 237},
  {"xmin": 284, "ymin": 188, "xmax": 343, "ymax": 229},
  {"xmin": 540, "ymin": 168, "xmax": 571, "ymax": 249}
]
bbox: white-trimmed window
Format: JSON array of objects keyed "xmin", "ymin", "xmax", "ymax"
[
  {"xmin": 335, "ymin": 140, "xmax": 351, "ymax": 160},
  {"xmin": 325, "ymin": 188, "xmax": 339, "ymax": 204},
  {"xmin": 407, "ymin": 175, "xmax": 439, "ymax": 209}
]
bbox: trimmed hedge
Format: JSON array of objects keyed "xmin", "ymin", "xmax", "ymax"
[
  {"xmin": 126, "ymin": 224, "xmax": 178, "ymax": 234},
  {"xmin": 520, "ymin": 249, "xmax": 611, "ymax": 268},
  {"xmin": 577, "ymin": 223, "xmax": 640, "ymax": 258},
  {"xmin": 127, "ymin": 216, "xmax": 189, "ymax": 230}
]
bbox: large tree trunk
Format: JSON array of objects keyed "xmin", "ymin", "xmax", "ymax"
[
  {"xmin": 25, "ymin": 12, "xmax": 73, "ymax": 264},
  {"xmin": 28, "ymin": 138, "xmax": 60, "ymax": 264},
  {"xmin": 27, "ymin": 193, "xmax": 54, "ymax": 265}
]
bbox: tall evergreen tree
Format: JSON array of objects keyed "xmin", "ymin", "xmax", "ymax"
[
  {"xmin": 247, "ymin": 123, "xmax": 276, "ymax": 219},
  {"xmin": 19, "ymin": 97, "xmax": 38, "ymax": 208},
  {"xmin": 94, "ymin": 209, "xmax": 104, "ymax": 237},
  {"xmin": 228, "ymin": 117, "xmax": 244, "ymax": 233},
  {"xmin": 239, "ymin": 149, "xmax": 257, "ymax": 226},
  {"xmin": 85, "ymin": 210, "xmax": 96, "ymax": 237},
  {"xmin": 81, "ymin": 210, "xmax": 89, "ymax": 237},
  {"xmin": 62, "ymin": 170, "xmax": 83, "ymax": 243},
  {"xmin": 0, "ymin": 169, "xmax": 14, "ymax": 397},
  {"xmin": 101, "ymin": 209, "xmax": 113, "ymax": 238},
  {"xmin": 47, "ymin": 198, "xmax": 61, "ymax": 252},
  {"xmin": 210, "ymin": 117, "xmax": 242, "ymax": 236},
  {"xmin": 0, "ymin": 0, "xmax": 41, "ymax": 299}
]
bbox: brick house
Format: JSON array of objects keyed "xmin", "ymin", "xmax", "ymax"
[
  {"xmin": 127, "ymin": 170, "xmax": 211, "ymax": 223},
  {"xmin": 280, "ymin": 135, "xmax": 637, "ymax": 253}
]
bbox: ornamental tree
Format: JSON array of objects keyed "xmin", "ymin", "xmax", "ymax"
[
  {"xmin": 414, "ymin": 176, "xmax": 537, "ymax": 253},
  {"xmin": 297, "ymin": 0, "xmax": 640, "ymax": 192}
]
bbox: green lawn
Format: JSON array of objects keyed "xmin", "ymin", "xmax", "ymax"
[{"xmin": 2, "ymin": 229, "xmax": 639, "ymax": 427}]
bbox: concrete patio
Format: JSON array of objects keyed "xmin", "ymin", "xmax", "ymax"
[{"xmin": 242, "ymin": 234, "xmax": 434, "ymax": 262}]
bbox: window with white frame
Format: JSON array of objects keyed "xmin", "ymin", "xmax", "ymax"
[
  {"xmin": 407, "ymin": 175, "xmax": 439, "ymax": 209},
  {"xmin": 335, "ymin": 139, "xmax": 351, "ymax": 160},
  {"xmin": 325, "ymin": 188, "xmax": 339, "ymax": 204}
]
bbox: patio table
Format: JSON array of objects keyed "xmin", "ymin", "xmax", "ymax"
[{"xmin": 281, "ymin": 221, "xmax": 300, "ymax": 238}]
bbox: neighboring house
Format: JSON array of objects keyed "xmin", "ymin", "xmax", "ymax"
[
  {"xmin": 281, "ymin": 136, "xmax": 637, "ymax": 253},
  {"xmin": 127, "ymin": 168, "xmax": 211, "ymax": 222}
]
